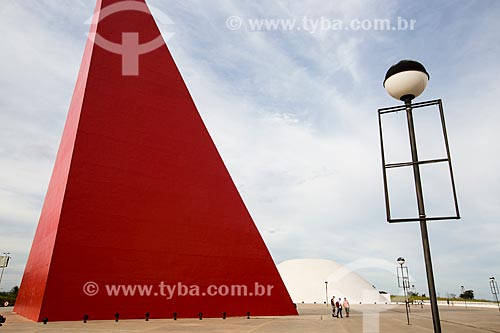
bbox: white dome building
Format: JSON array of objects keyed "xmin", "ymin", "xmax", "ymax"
[{"xmin": 277, "ymin": 259, "xmax": 390, "ymax": 304}]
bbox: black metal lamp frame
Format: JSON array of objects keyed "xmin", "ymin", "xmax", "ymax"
[
  {"xmin": 378, "ymin": 98, "xmax": 460, "ymax": 333},
  {"xmin": 490, "ymin": 277, "xmax": 500, "ymax": 312},
  {"xmin": 378, "ymin": 99, "xmax": 460, "ymax": 223},
  {"xmin": 397, "ymin": 264, "xmax": 411, "ymax": 325}
]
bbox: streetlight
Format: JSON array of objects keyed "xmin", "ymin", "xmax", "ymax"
[
  {"xmin": 378, "ymin": 60, "xmax": 461, "ymax": 333},
  {"xmin": 397, "ymin": 257, "xmax": 410, "ymax": 325},
  {"xmin": 461, "ymin": 285, "xmax": 467, "ymax": 309},
  {"xmin": 325, "ymin": 281, "xmax": 328, "ymax": 307},
  {"xmin": 490, "ymin": 277, "xmax": 500, "ymax": 312},
  {"xmin": 0, "ymin": 253, "xmax": 10, "ymax": 291}
]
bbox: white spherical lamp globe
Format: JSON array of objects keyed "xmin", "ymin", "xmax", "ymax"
[{"xmin": 383, "ymin": 60, "xmax": 429, "ymax": 102}]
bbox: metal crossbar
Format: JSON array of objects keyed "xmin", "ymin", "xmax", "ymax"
[{"xmin": 378, "ymin": 99, "xmax": 460, "ymax": 223}]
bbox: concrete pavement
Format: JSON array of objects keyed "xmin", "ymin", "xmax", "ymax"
[{"xmin": 1, "ymin": 303, "xmax": 499, "ymax": 332}]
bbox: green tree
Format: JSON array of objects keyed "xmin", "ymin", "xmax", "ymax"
[
  {"xmin": 9, "ymin": 286, "xmax": 19, "ymax": 297},
  {"xmin": 460, "ymin": 290, "xmax": 474, "ymax": 300}
]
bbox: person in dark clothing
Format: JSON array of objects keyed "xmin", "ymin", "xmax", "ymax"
[{"xmin": 335, "ymin": 298, "xmax": 343, "ymax": 318}]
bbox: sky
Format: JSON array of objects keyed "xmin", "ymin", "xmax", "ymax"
[{"xmin": 1, "ymin": 0, "xmax": 500, "ymax": 301}]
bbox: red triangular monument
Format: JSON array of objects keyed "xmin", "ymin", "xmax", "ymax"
[{"xmin": 15, "ymin": 0, "xmax": 296, "ymax": 321}]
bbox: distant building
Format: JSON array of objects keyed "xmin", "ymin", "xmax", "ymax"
[{"xmin": 278, "ymin": 259, "xmax": 390, "ymax": 304}]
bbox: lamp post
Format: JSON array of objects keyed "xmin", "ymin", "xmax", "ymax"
[
  {"xmin": 383, "ymin": 61, "xmax": 440, "ymax": 331},
  {"xmin": 490, "ymin": 277, "xmax": 500, "ymax": 312},
  {"xmin": 325, "ymin": 281, "xmax": 328, "ymax": 307},
  {"xmin": 0, "ymin": 253, "xmax": 10, "ymax": 291},
  {"xmin": 397, "ymin": 257, "xmax": 410, "ymax": 325},
  {"xmin": 378, "ymin": 60, "xmax": 460, "ymax": 333},
  {"xmin": 461, "ymin": 285, "xmax": 467, "ymax": 309}
]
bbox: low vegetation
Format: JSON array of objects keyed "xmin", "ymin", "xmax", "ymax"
[
  {"xmin": 390, "ymin": 291, "xmax": 493, "ymax": 303},
  {"xmin": 0, "ymin": 286, "xmax": 18, "ymax": 306}
]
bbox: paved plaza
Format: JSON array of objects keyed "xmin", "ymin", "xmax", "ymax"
[{"xmin": 1, "ymin": 303, "xmax": 499, "ymax": 332}]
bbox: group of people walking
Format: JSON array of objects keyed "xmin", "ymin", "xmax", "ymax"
[{"xmin": 331, "ymin": 296, "xmax": 350, "ymax": 318}]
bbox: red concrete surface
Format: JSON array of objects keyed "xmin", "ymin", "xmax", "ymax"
[{"xmin": 14, "ymin": 0, "xmax": 296, "ymax": 321}]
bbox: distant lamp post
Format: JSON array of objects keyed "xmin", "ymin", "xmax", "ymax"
[
  {"xmin": 0, "ymin": 253, "xmax": 10, "ymax": 291},
  {"xmin": 378, "ymin": 60, "xmax": 461, "ymax": 333},
  {"xmin": 396, "ymin": 257, "xmax": 406, "ymax": 266},
  {"xmin": 461, "ymin": 285, "xmax": 467, "ymax": 309},
  {"xmin": 325, "ymin": 281, "xmax": 329, "ymax": 307},
  {"xmin": 396, "ymin": 257, "xmax": 410, "ymax": 325},
  {"xmin": 490, "ymin": 277, "xmax": 500, "ymax": 312}
]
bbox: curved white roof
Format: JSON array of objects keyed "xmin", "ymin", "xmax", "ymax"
[{"xmin": 277, "ymin": 259, "xmax": 389, "ymax": 304}]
